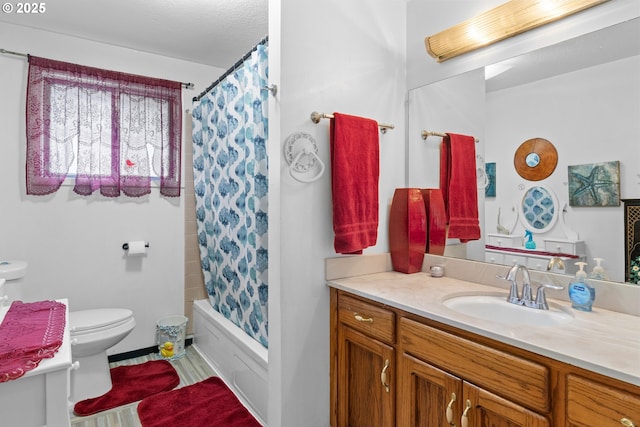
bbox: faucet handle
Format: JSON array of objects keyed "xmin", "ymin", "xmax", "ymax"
[
  {"xmin": 533, "ymin": 283, "xmax": 565, "ymax": 310},
  {"xmin": 521, "ymin": 282, "xmax": 534, "ymax": 305},
  {"xmin": 497, "ymin": 273, "xmax": 521, "ymax": 304},
  {"xmin": 507, "ymin": 281, "xmax": 520, "ymax": 304}
]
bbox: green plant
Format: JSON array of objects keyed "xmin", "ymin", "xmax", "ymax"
[{"xmin": 629, "ymin": 255, "xmax": 640, "ymax": 285}]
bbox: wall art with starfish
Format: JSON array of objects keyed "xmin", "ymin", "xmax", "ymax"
[{"xmin": 568, "ymin": 161, "xmax": 620, "ymax": 207}]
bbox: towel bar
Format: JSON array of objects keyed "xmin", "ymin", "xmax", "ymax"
[
  {"xmin": 422, "ymin": 130, "xmax": 479, "ymax": 143},
  {"xmin": 310, "ymin": 112, "xmax": 394, "ymax": 133}
]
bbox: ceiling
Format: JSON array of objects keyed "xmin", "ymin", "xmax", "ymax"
[{"xmin": 0, "ymin": 0, "xmax": 269, "ymax": 69}]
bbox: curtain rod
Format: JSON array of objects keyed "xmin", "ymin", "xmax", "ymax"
[
  {"xmin": 193, "ymin": 35, "xmax": 269, "ymax": 102},
  {"xmin": 0, "ymin": 48, "xmax": 195, "ymax": 89}
]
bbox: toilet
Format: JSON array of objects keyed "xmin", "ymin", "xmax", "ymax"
[
  {"xmin": 0, "ymin": 260, "xmax": 136, "ymax": 402},
  {"xmin": 69, "ymin": 308, "xmax": 136, "ymax": 401}
]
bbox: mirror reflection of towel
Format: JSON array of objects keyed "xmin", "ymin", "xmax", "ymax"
[
  {"xmin": 440, "ymin": 133, "xmax": 481, "ymax": 242},
  {"xmin": 330, "ymin": 113, "xmax": 379, "ymax": 254}
]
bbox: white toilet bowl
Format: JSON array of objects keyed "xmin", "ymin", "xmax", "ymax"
[{"xmin": 69, "ymin": 308, "xmax": 136, "ymax": 402}]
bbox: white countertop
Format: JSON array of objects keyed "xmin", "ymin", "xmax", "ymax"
[
  {"xmin": 328, "ymin": 271, "xmax": 640, "ymax": 386},
  {"xmin": 0, "ymin": 298, "xmax": 72, "ymax": 378}
]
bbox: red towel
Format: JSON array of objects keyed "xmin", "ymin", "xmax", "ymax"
[
  {"xmin": 330, "ymin": 113, "xmax": 380, "ymax": 254},
  {"xmin": 440, "ymin": 133, "xmax": 481, "ymax": 242}
]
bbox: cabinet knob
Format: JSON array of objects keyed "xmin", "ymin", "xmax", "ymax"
[
  {"xmin": 446, "ymin": 392, "xmax": 457, "ymax": 426},
  {"xmin": 354, "ymin": 313, "xmax": 373, "ymax": 323},
  {"xmin": 621, "ymin": 418, "xmax": 636, "ymax": 427},
  {"xmin": 380, "ymin": 359, "xmax": 390, "ymax": 393}
]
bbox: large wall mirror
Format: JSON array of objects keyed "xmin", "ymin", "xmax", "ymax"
[{"xmin": 408, "ymin": 17, "xmax": 640, "ymax": 284}]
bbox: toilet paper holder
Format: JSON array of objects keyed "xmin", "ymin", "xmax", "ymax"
[{"xmin": 122, "ymin": 242, "xmax": 150, "ymax": 250}]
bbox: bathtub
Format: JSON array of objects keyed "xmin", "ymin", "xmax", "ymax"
[{"xmin": 192, "ymin": 299, "xmax": 268, "ymax": 425}]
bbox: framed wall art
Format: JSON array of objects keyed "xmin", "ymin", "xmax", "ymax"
[
  {"xmin": 568, "ymin": 161, "xmax": 620, "ymax": 207},
  {"xmin": 485, "ymin": 162, "xmax": 496, "ymax": 197}
]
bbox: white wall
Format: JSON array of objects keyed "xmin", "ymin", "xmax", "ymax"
[
  {"xmin": 0, "ymin": 22, "xmax": 223, "ymax": 354},
  {"xmin": 271, "ymin": 0, "xmax": 406, "ymax": 425}
]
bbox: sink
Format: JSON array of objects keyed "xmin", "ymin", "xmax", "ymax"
[{"xmin": 443, "ymin": 293, "xmax": 574, "ymax": 327}]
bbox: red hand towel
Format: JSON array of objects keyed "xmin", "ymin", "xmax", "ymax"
[
  {"xmin": 440, "ymin": 133, "xmax": 481, "ymax": 242},
  {"xmin": 330, "ymin": 113, "xmax": 380, "ymax": 254}
]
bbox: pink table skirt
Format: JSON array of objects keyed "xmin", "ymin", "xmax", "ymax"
[{"xmin": 0, "ymin": 300, "xmax": 66, "ymax": 382}]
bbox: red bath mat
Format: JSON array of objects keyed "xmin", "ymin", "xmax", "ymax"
[
  {"xmin": 73, "ymin": 359, "xmax": 180, "ymax": 416},
  {"xmin": 137, "ymin": 376, "xmax": 261, "ymax": 427}
]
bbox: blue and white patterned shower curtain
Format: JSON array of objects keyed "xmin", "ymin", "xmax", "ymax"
[{"xmin": 191, "ymin": 41, "xmax": 269, "ymax": 348}]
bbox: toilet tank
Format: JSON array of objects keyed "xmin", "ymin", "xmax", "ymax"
[{"xmin": 0, "ymin": 260, "xmax": 27, "ymax": 305}]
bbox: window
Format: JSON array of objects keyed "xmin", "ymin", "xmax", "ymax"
[{"xmin": 26, "ymin": 56, "xmax": 182, "ymax": 197}]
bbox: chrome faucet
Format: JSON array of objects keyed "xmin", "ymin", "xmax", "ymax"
[
  {"xmin": 500, "ymin": 264, "xmax": 564, "ymax": 310},
  {"xmin": 503, "ymin": 263, "xmax": 531, "ymax": 305}
]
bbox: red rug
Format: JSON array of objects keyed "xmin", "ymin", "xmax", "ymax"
[
  {"xmin": 137, "ymin": 376, "xmax": 261, "ymax": 427},
  {"xmin": 73, "ymin": 360, "xmax": 180, "ymax": 416}
]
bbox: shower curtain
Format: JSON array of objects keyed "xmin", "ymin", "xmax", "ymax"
[{"xmin": 191, "ymin": 40, "xmax": 269, "ymax": 348}]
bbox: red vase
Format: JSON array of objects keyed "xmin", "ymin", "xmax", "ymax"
[
  {"xmin": 421, "ymin": 189, "xmax": 447, "ymax": 256},
  {"xmin": 389, "ymin": 188, "xmax": 427, "ymax": 273}
]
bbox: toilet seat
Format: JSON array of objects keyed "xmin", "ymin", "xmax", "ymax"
[{"xmin": 70, "ymin": 308, "xmax": 134, "ymax": 336}]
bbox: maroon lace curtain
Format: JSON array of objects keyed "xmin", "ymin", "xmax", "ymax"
[{"xmin": 26, "ymin": 56, "xmax": 182, "ymax": 197}]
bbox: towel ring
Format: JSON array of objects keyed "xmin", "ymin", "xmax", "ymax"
[
  {"xmin": 284, "ymin": 131, "xmax": 325, "ymax": 183},
  {"xmin": 476, "ymin": 154, "xmax": 488, "ymax": 189}
]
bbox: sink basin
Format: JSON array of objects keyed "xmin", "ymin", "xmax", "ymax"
[{"xmin": 443, "ymin": 293, "xmax": 574, "ymax": 327}]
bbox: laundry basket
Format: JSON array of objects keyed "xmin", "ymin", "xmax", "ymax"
[{"xmin": 156, "ymin": 315, "xmax": 188, "ymax": 360}]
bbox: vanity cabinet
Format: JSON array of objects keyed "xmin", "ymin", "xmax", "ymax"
[
  {"xmin": 333, "ymin": 292, "xmax": 396, "ymax": 427},
  {"xmin": 566, "ymin": 374, "xmax": 640, "ymax": 427},
  {"xmin": 330, "ymin": 288, "xmax": 640, "ymax": 427},
  {"xmin": 398, "ymin": 317, "xmax": 550, "ymax": 427}
]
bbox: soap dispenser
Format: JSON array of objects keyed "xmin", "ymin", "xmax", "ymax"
[
  {"xmin": 524, "ymin": 230, "xmax": 536, "ymax": 249},
  {"xmin": 568, "ymin": 262, "xmax": 595, "ymax": 312},
  {"xmin": 588, "ymin": 258, "xmax": 609, "ymax": 280}
]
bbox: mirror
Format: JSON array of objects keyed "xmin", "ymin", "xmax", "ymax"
[
  {"xmin": 513, "ymin": 138, "xmax": 558, "ymax": 181},
  {"xmin": 520, "ymin": 185, "xmax": 558, "ymax": 234},
  {"xmin": 408, "ymin": 18, "xmax": 640, "ymax": 283}
]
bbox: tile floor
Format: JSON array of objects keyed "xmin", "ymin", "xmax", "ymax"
[{"xmin": 70, "ymin": 345, "xmax": 215, "ymax": 427}]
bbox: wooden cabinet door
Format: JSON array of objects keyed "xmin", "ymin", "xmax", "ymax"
[
  {"xmin": 566, "ymin": 374, "xmax": 640, "ymax": 427},
  {"xmin": 462, "ymin": 382, "xmax": 550, "ymax": 427},
  {"xmin": 397, "ymin": 353, "xmax": 463, "ymax": 427},
  {"xmin": 337, "ymin": 324, "xmax": 395, "ymax": 427}
]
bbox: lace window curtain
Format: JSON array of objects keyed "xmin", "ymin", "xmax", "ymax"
[{"xmin": 26, "ymin": 56, "xmax": 182, "ymax": 197}]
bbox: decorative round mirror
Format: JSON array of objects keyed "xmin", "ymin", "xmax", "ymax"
[
  {"xmin": 525, "ymin": 152, "xmax": 540, "ymax": 167},
  {"xmin": 514, "ymin": 138, "xmax": 558, "ymax": 181},
  {"xmin": 519, "ymin": 185, "xmax": 559, "ymax": 233}
]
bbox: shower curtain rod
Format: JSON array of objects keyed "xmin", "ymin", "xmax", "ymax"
[
  {"xmin": 193, "ymin": 35, "xmax": 269, "ymax": 102},
  {"xmin": 0, "ymin": 48, "xmax": 195, "ymax": 89},
  {"xmin": 421, "ymin": 129, "xmax": 479, "ymax": 143}
]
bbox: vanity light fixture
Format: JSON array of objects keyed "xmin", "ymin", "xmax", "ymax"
[{"xmin": 425, "ymin": 0, "xmax": 610, "ymax": 62}]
